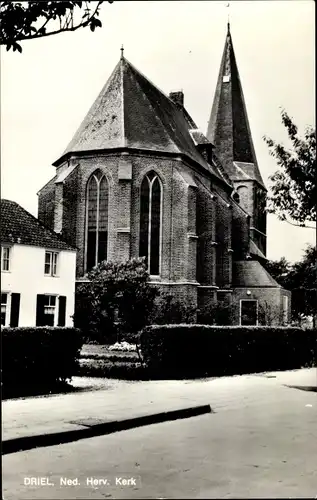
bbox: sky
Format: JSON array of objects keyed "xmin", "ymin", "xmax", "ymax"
[{"xmin": 1, "ymin": 0, "xmax": 315, "ymax": 263}]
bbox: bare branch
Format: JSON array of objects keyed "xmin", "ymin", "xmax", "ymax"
[{"xmin": 277, "ymin": 218, "xmax": 316, "ymax": 230}]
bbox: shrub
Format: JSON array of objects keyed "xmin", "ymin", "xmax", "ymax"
[
  {"xmin": 140, "ymin": 325, "xmax": 316, "ymax": 378},
  {"xmin": 149, "ymin": 294, "xmax": 196, "ymax": 325},
  {"xmin": 74, "ymin": 258, "xmax": 158, "ymax": 343},
  {"xmin": 2, "ymin": 326, "xmax": 83, "ymax": 398},
  {"xmin": 198, "ymin": 303, "xmax": 234, "ymax": 326}
]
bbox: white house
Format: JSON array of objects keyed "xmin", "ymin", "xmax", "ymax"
[{"xmin": 1, "ymin": 199, "xmax": 76, "ymax": 327}]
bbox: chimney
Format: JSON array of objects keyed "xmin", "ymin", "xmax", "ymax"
[{"xmin": 169, "ymin": 91, "xmax": 184, "ymax": 107}]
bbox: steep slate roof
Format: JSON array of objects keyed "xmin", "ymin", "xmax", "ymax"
[
  {"xmin": 54, "ymin": 56, "xmax": 226, "ymax": 184},
  {"xmin": 55, "ymin": 163, "xmax": 78, "ymax": 184},
  {"xmin": 233, "ymin": 161, "xmax": 265, "ymax": 187},
  {"xmin": 189, "ymin": 129, "xmax": 211, "ymax": 145},
  {"xmin": 206, "ymin": 24, "xmax": 265, "ymax": 189},
  {"xmin": 232, "ymin": 261, "xmax": 280, "ymax": 288},
  {"xmin": 250, "ymin": 240, "xmax": 267, "ymax": 260},
  {"xmin": 1, "ymin": 199, "xmax": 75, "ymax": 251}
]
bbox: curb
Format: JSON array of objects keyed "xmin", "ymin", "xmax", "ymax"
[{"xmin": 2, "ymin": 404, "xmax": 212, "ymax": 455}]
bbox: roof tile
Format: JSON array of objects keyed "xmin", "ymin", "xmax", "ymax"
[
  {"xmin": 55, "ymin": 57, "xmax": 226, "ymax": 183},
  {"xmin": 233, "ymin": 260, "xmax": 280, "ymax": 288}
]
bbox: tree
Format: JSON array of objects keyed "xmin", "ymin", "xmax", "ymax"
[
  {"xmin": 258, "ymin": 301, "xmax": 282, "ymax": 326},
  {"xmin": 74, "ymin": 258, "xmax": 158, "ymax": 343},
  {"xmin": 264, "ymin": 245, "xmax": 317, "ymax": 326},
  {"xmin": 0, "ymin": 1, "xmax": 111, "ymax": 53},
  {"xmin": 263, "ymin": 109, "xmax": 316, "ymax": 229},
  {"xmin": 286, "ymin": 245, "xmax": 317, "ymax": 326},
  {"xmin": 264, "ymin": 256, "xmax": 292, "ymax": 289}
]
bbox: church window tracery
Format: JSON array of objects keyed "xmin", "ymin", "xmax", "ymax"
[
  {"xmin": 139, "ymin": 171, "xmax": 162, "ymax": 276},
  {"xmin": 85, "ymin": 170, "xmax": 108, "ymax": 271}
]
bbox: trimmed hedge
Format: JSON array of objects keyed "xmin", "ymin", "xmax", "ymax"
[
  {"xmin": 140, "ymin": 325, "xmax": 317, "ymax": 378},
  {"xmin": 2, "ymin": 327, "xmax": 84, "ymax": 398}
]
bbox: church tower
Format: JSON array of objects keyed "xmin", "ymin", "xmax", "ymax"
[{"xmin": 207, "ymin": 24, "xmax": 267, "ymax": 258}]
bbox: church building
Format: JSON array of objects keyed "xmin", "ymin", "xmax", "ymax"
[{"xmin": 38, "ymin": 24, "xmax": 291, "ymax": 326}]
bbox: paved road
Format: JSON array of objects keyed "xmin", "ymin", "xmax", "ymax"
[
  {"xmin": 3, "ymin": 369, "xmax": 316, "ymax": 441},
  {"xmin": 3, "ymin": 370, "xmax": 317, "ymax": 499}
]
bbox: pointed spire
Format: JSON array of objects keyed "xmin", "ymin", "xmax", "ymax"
[
  {"xmin": 206, "ymin": 25, "xmax": 265, "ymax": 188},
  {"xmin": 120, "ymin": 45, "xmax": 124, "ymax": 59},
  {"xmin": 226, "ymin": 2, "xmax": 230, "ymax": 31}
]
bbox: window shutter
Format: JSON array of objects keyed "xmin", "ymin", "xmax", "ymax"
[
  {"xmin": 58, "ymin": 296, "xmax": 67, "ymax": 327},
  {"xmin": 36, "ymin": 294, "xmax": 46, "ymax": 326},
  {"xmin": 10, "ymin": 293, "xmax": 20, "ymax": 327}
]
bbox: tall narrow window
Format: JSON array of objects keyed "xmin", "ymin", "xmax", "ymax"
[
  {"xmin": 139, "ymin": 172, "xmax": 162, "ymax": 275},
  {"xmin": 44, "ymin": 251, "xmax": 58, "ymax": 276},
  {"xmin": 283, "ymin": 295, "xmax": 289, "ymax": 325},
  {"xmin": 1, "ymin": 247, "xmax": 10, "ymax": 271},
  {"xmin": 86, "ymin": 171, "xmax": 109, "ymax": 272}
]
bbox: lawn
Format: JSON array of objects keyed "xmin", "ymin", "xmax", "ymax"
[{"xmin": 78, "ymin": 343, "xmax": 145, "ymax": 379}]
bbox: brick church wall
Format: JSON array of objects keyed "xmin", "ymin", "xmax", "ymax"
[
  {"xmin": 37, "ymin": 176, "xmax": 56, "ymax": 230},
  {"xmin": 65, "ymin": 152, "xmax": 201, "ymax": 291},
  {"xmin": 170, "ymin": 167, "xmax": 192, "ymax": 282},
  {"xmin": 231, "ymin": 287, "xmax": 292, "ymax": 326},
  {"xmin": 196, "ymin": 178, "xmax": 216, "ymax": 286},
  {"xmin": 61, "ymin": 166, "xmax": 78, "ymax": 247},
  {"xmin": 232, "ymin": 201, "xmax": 250, "ymax": 260},
  {"xmin": 214, "ymin": 191, "xmax": 232, "ymax": 288},
  {"xmin": 234, "ymin": 181, "xmax": 253, "ymax": 222}
]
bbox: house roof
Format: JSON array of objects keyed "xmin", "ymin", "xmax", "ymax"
[
  {"xmin": 232, "ymin": 260, "xmax": 280, "ymax": 288},
  {"xmin": 206, "ymin": 24, "xmax": 265, "ymax": 189},
  {"xmin": 1, "ymin": 199, "xmax": 75, "ymax": 251},
  {"xmin": 53, "ymin": 55, "xmax": 226, "ymax": 184}
]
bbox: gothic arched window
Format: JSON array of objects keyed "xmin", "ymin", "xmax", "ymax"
[
  {"xmin": 236, "ymin": 185, "xmax": 248, "ymax": 213},
  {"xmin": 139, "ymin": 171, "xmax": 162, "ymax": 275},
  {"xmin": 86, "ymin": 170, "xmax": 108, "ymax": 271}
]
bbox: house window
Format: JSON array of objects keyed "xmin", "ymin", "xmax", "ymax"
[
  {"xmin": 86, "ymin": 170, "xmax": 108, "ymax": 272},
  {"xmin": 44, "ymin": 251, "xmax": 58, "ymax": 276},
  {"xmin": 240, "ymin": 299, "xmax": 258, "ymax": 326},
  {"xmin": 139, "ymin": 171, "xmax": 162, "ymax": 276},
  {"xmin": 36, "ymin": 294, "xmax": 56, "ymax": 326},
  {"xmin": 1, "ymin": 293, "xmax": 8, "ymax": 325},
  {"xmin": 1, "ymin": 247, "xmax": 10, "ymax": 271},
  {"xmin": 36, "ymin": 294, "xmax": 66, "ymax": 327}
]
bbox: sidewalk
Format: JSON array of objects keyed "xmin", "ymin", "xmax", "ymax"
[{"xmin": 2, "ymin": 368, "xmax": 316, "ymax": 449}]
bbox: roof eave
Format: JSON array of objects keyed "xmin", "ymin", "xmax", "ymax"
[{"xmin": 52, "ymin": 147, "xmax": 233, "ymax": 191}]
